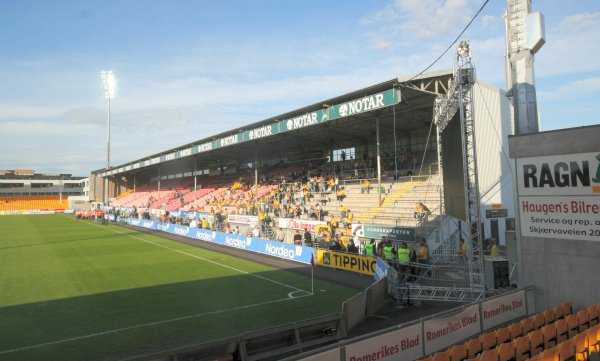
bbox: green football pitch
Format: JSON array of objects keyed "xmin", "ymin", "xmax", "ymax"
[{"xmin": 0, "ymin": 215, "xmax": 359, "ymax": 361}]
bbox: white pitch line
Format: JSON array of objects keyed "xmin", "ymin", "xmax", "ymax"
[
  {"xmin": 76, "ymin": 217, "xmax": 309, "ymax": 294},
  {"xmin": 0, "ymin": 294, "xmax": 309, "ymax": 355}
]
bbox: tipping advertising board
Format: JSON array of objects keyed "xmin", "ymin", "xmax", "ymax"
[{"xmin": 317, "ymin": 249, "xmax": 376, "ymax": 276}]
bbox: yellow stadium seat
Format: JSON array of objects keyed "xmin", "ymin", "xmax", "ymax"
[
  {"xmin": 513, "ymin": 336, "xmax": 531, "ymax": 361},
  {"xmin": 497, "ymin": 341, "xmax": 515, "ymax": 361}
]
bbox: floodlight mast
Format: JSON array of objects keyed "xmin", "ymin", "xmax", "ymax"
[{"xmin": 101, "ymin": 71, "xmax": 115, "ymax": 205}]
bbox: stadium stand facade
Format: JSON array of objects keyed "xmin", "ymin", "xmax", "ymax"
[
  {"xmin": 80, "ymin": 53, "xmax": 598, "ymax": 361},
  {"xmin": 0, "ymin": 170, "xmax": 88, "ymax": 211}
]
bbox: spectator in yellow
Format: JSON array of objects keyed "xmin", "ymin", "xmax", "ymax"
[
  {"xmin": 343, "ymin": 209, "xmax": 353, "ymax": 229},
  {"xmin": 459, "ymin": 238, "xmax": 468, "ymax": 271},
  {"xmin": 328, "ymin": 215, "xmax": 338, "ymax": 235},
  {"xmin": 361, "ymin": 179, "xmax": 372, "ymax": 193},
  {"xmin": 336, "ymin": 188, "xmax": 346, "ymax": 201},
  {"xmin": 327, "ymin": 178, "xmax": 335, "ymax": 191},
  {"xmin": 490, "ymin": 238, "xmax": 499, "ymax": 257},
  {"xmin": 417, "ymin": 238, "xmax": 429, "ymax": 275},
  {"xmin": 339, "ymin": 204, "xmax": 347, "ymax": 219},
  {"xmin": 414, "ymin": 202, "xmax": 430, "ymax": 221}
]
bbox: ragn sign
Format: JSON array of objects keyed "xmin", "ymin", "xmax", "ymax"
[
  {"xmin": 517, "ymin": 152, "xmax": 600, "ymax": 196},
  {"xmin": 517, "ymin": 152, "xmax": 600, "ymax": 241}
]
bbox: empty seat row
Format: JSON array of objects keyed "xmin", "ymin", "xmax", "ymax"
[{"xmin": 419, "ymin": 301, "xmax": 600, "ymax": 361}]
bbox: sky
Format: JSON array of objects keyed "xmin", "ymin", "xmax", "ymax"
[{"xmin": 0, "ymin": 0, "xmax": 598, "ymax": 176}]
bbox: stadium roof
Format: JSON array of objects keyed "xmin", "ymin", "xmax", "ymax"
[{"xmin": 94, "ymin": 69, "xmax": 453, "ymax": 178}]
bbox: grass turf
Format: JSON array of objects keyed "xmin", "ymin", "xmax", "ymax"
[{"xmin": 0, "ymin": 214, "xmax": 359, "ymax": 360}]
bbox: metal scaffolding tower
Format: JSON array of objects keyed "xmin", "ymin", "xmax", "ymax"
[{"xmin": 433, "ymin": 41, "xmax": 485, "ymax": 302}]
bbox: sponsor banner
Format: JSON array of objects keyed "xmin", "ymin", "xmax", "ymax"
[
  {"xmin": 228, "ymin": 214, "xmax": 259, "ymax": 225},
  {"xmin": 317, "ymin": 249, "xmax": 376, "ymax": 276},
  {"xmin": 278, "ymin": 217, "xmax": 326, "ymax": 231},
  {"xmin": 344, "ymin": 323, "xmax": 422, "ymax": 361},
  {"xmin": 374, "ymin": 258, "xmax": 390, "ymax": 281},
  {"xmin": 190, "ymin": 211, "xmax": 212, "ymax": 220},
  {"xmin": 516, "ymin": 152, "xmax": 600, "ymax": 196},
  {"xmin": 99, "ymin": 90, "xmax": 400, "ymax": 179},
  {"xmin": 482, "ymin": 290, "xmax": 526, "ymax": 330},
  {"xmin": 352, "ymin": 224, "xmax": 415, "ymax": 242},
  {"xmin": 126, "ymin": 218, "xmax": 314, "ymax": 264},
  {"xmin": 424, "ymin": 305, "xmax": 481, "ymax": 355},
  {"xmin": 64, "ymin": 209, "xmax": 75, "ymax": 214},
  {"xmin": 330, "ymin": 89, "xmax": 399, "ymax": 120},
  {"xmin": 129, "ymin": 218, "xmax": 143, "ymax": 226},
  {"xmin": 12, "ymin": 210, "xmax": 56, "ymax": 215},
  {"xmin": 168, "ymin": 210, "xmax": 213, "ymax": 221},
  {"xmin": 168, "ymin": 210, "xmax": 185, "ymax": 218},
  {"xmin": 299, "ymin": 348, "xmax": 341, "ymax": 361},
  {"xmin": 519, "ymin": 196, "xmax": 600, "ymax": 241}
]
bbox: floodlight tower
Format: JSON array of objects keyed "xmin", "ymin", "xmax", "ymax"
[
  {"xmin": 505, "ymin": 0, "xmax": 545, "ymax": 134},
  {"xmin": 101, "ymin": 70, "xmax": 116, "ymax": 205}
]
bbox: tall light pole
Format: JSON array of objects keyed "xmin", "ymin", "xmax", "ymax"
[{"xmin": 101, "ymin": 70, "xmax": 116, "ymax": 205}]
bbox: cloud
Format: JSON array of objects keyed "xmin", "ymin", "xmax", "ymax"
[
  {"xmin": 535, "ymin": 11, "xmax": 600, "ymax": 77},
  {"xmin": 537, "ymin": 76, "xmax": 600, "ymax": 102},
  {"xmin": 360, "ymin": 0, "xmax": 480, "ymax": 50},
  {"xmin": 480, "ymin": 15, "xmax": 498, "ymax": 28},
  {"xmin": 62, "ymin": 106, "xmax": 105, "ymax": 125},
  {"xmin": 0, "ymin": 104, "xmax": 68, "ymax": 119},
  {"xmin": 359, "ymin": 4, "xmax": 398, "ymax": 25},
  {"xmin": 555, "ymin": 12, "xmax": 600, "ymax": 34}
]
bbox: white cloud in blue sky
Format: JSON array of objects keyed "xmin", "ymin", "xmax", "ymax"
[{"xmin": 0, "ymin": 0, "xmax": 598, "ymax": 175}]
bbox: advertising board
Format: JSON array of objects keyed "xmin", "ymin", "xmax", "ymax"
[
  {"xmin": 344, "ymin": 323, "xmax": 422, "ymax": 361},
  {"xmin": 127, "ymin": 218, "xmax": 314, "ymax": 264},
  {"xmin": 423, "ymin": 305, "xmax": 481, "ymax": 355},
  {"xmin": 516, "ymin": 152, "xmax": 600, "ymax": 241},
  {"xmin": 278, "ymin": 218, "xmax": 326, "ymax": 231},
  {"xmin": 481, "ymin": 290, "xmax": 526, "ymax": 330},
  {"xmin": 317, "ymin": 249, "xmax": 376, "ymax": 276},
  {"xmin": 351, "ymin": 223, "xmax": 415, "ymax": 242}
]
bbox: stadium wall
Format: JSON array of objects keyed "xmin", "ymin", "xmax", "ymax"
[
  {"xmin": 509, "ymin": 125, "xmax": 600, "ymax": 312},
  {"xmin": 473, "ymin": 81, "xmax": 515, "ymax": 246}
]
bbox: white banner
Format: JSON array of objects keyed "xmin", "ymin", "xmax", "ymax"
[
  {"xmin": 227, "ymin": 214, "xmax": 258, "ymax": 225},
  {"xmin": 519, "ymin": 196, "xmax": 600, "ymax": 241},
  {"xmin": 482, "ymin": 290, "xmax": 526, "ymax": 330},
  {"xmin": 299, "ymin": 348, "xmax": 341, "ymax": 361},
  {"xmin": 0, "ymin": 210, "xmax": 56, "ymax": 215},
  {"xmin": 424, "ymin": 305, "xmax": 481, "ymax": 355},
  {"xmin": 516, "ymin": 152, "xmax": 600, "ymax": 196},
  {"xmin": 344, "ymin": 323, "xmax": 422, "ymax": 361},
  {"xmin": 277, "ymin": 217, "xmax": 326, "ymax": 231}
]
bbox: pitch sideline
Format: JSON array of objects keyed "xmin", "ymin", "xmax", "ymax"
[
  {"xmin": 0, "ymin": 215, "xmax": 314, "ymax": 356},
  {"xmin": 0, "ymin": 294, "xmax": 309, "ymax": 355},
  {"xmin": 76, "ymin": 216, "xmax": 311, "ymax": 294}
]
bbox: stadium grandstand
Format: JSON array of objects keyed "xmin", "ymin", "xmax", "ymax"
[
  {"xmin": 3, "ymin": 1, "xmax": 598, "ymax": 360},
  {"xmin": 83, "ymin": 39, "xmax": 599, "ymax": 360},
  {"xmin": 0, "ymin": 169, "xmax": 88, "ymax": 213}
]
